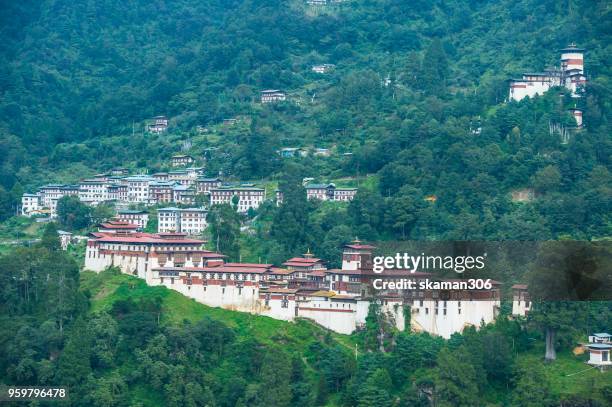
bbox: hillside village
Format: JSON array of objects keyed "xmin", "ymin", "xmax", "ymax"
[{"xmin": 20, "ymin": 153, "xmax": 357, "ymax": 235}]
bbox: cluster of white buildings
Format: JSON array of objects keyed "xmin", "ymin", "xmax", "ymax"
[
  {"xmin": 84, "ymin": 227, "xmax": 501, "ymax": 338},
  {"xmin": 20, "ymin": 169, "xmax": 269, "ymax": 217}
]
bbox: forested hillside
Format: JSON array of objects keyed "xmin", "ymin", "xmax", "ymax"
[{"xmin": 0, "ymin": 0, "xmax": 610, "ymax": 244}]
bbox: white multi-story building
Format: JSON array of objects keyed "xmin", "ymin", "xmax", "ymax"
[
  {"xmin": 195, "ymin": 178, "xmax": 222, "ymax": 194},
  {"xmin": 260, "ymin": 90, "xmax": 286, "ymax": 103},
  {"xmin": 21, "ymin": 193, "xmax": 40, "ymax": 215},
  {"xmin": 37, "ymin": 184, "xmax": 79, "ymax": 216},
  {"xmin": 125, "ymin": 176, "xmax": 154, "ymax": 203},
  {"xmin": 210, "ymin": 186, "xmax": 265, "ymax": 213},
  {"xmin": 116, "ymin": 210, "xmax": 149, "ymax": 230},
  {"xmin": 158, "ymin": 207, "xmax": 208, "ymax": 235},
  {"xmin": 78, "ymin": 178, "xmax": 110, "ymax": 205},
  {"xmin": 147, "ymin": 116, "xmax": 169, "ymax": 133},
  {"xmin": 107, "ymin": 184, "xmax": 128, "ymax": 202},
  {"xmin": 85, "ymin": 233, "xmax": 224, "ymax": 284},
  {"xmin": 276, "ymin": 183, "xmax": 357, "ymax": 205},
  {"xmin": 509, "ymin": 44, "xmax": 587, "ymax": 101},
  {"xmin": 172, "ymin": 185, "xmax": 196, "ymax": 205}
]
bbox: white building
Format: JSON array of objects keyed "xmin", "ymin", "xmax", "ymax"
[
  {"xmin": 38, "ymin": 184, "xmax": 79, "ymax": 216},
  {"xmin": 210, "ymin": 186, "xmax": 265, "ymax": 213},
  {"xmin": 509, "ymin": 44, "xmax": 586, "ymax": 101},
  {"xmin": 21, "ymin": 193, "xmax": 40, "ymax": 215},
  {"xmin": 84, "ymin": 225, "xmax": 224, "ymax": 284},
  {"xmin": 172, "ymin": 184, "xmax": 196, "ymax": 205},
  {"xmin": 116, "ymin": 210, "xmax": 149, "ymax": 230},
  {"xmin": 312, "ymin": 64, "xmax": 335, "ymax": 74},
  {"xmin": 588, "ymin": 333, "xmax": 612, "ymax": 344},
  {"xmin": 148, "ymin": 116, "xmax": 169, "ymax": 133},
  {"xmin": 171, "ymin": 154, "xmax": 195, "ymax": 167},
  {"xmin": 260, "ymin": 90, "xmax": 286, "ymax": 103},
  {"xmin": 78, "ymin": 178, "xmax": 110, "ymax": 205},
  {"xmin": 107, "ymin": 184, "xmax": 128, "ymax": 202},
  {"xmin": 276, "ymin": 183, "xmax": 357, "ymax": 205},
  {"xmin": 195, "ymin": 178, "xmax": 222, "ymax": 195},
  {"xmin": 569, "ymin": 107, "xmax": 584, "ymax": 127},
  {"xmin": 58, "ymin": 230, "xmax": 73, "ymax": 251},
  {"xmin": 306, "ymin": 183, "xmax": 356, "ymax": 201},
  {"xmin": 511, "ymin": 284, "xmax": 531, "ymax": 317},
  {"xmin": 125, "ymin": 176, "xmax": 154, "ymax": 204},
  {"xmin": 586, "ymin": 343, "xmax": 611, "ymax": 368},
  {"xmin": 158, "ymin": 207, "xmax": 208, "ymax": 235}
]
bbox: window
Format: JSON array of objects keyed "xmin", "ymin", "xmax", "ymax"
[
  {"xmin": 603, "ymin": 351, "xmax": 609, "ymax": 362},
  {"xmin": 425, "ymin": 308, "xmax": 429, "ymax": 315}
]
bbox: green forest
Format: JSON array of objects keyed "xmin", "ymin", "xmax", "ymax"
[
  {"xmin": 0, "ymin": 0, "xmax": 610, "ymax": 247},
  {"xmin": 0, "ymin": 0, "xmax": 611, "ymax": 405}
]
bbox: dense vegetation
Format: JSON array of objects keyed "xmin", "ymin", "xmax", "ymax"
[
  {"xmin": 0, "ymin": 0, "xmax": 610, "ymax": 246},
  {"xmin": 0, "ymin": 233, "xmax": 610, "ymax": 406},
  {"xmin": 0, "ymin": 1, "xmax": 611, "ymax": 405}
]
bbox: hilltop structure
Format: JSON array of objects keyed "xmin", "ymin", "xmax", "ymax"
[
  {"xmin": 508, "ymin": 44, "xmax": 587, "ymax": 101},
  {"xmin": 85, "ymin": 232, "xmax": 501, "ymax": 338}
]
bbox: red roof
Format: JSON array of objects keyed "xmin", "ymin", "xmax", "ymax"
[
  {"xmin": 99, "ymin": 222, "xmax": 139, "ymax": 229},
  {"xmin": 309, "ymin": 270, "xmax": 326, "ymax": 277},
  {"xmin": 156, "ymin": 265, "xmax": 270, "ymax": 274},
  {"xmin": 269, "ymin": 268, "xmax": 294, "ymax": 275},
  {"xmin": 90, "ymin": 231, "xmax": 205, "ymax": 245},
  {"xmin": 282, "ymin": 261, "xmax": 322, "ymax": 267},
  {"xmin": 512, "ymin": 284, "xmax": 528, "ymax": 290},
  {"xmin": 284, "ymin": 257, "xmax": 322, "ymax": 264},
  {"xmin": 223, "ymin": 262, "xmax": 273, "ymax": 268},
  {"xmin": 344, "ymin": 244, "xmax": 376, "ymax": 250}
]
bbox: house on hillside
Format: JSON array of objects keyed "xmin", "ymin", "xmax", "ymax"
[
  {"xmin": 586, "ymin": 333, "xmax": 612, "ymax": 368},
  {"xmin": 147, "ymin": 116, "xmax": 169, "ymax": 133},
  {"xmin": 171, "ymin": 154, "xmax": 195, "ymax": 167},
  {"xmin": 312, "ymin": 64, "xmax": 335, "ymax": 74},
  {"xmin": 260, "ymin": 90, "xmax": 286, "ymax": 103}
]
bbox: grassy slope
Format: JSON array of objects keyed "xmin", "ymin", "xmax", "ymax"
[
  {"xmin": 517, "ymin": 347, "xmax": 611, "ymax": 401},
  {"xmin": 80, "ymin": 269, "xmax": 356, "ymax": 352},
  {"xmin": 81, "ymin": 269, "xmax": 357, "ymax": 405}
]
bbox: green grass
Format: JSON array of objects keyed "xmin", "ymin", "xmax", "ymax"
[
  {"xmin": 81, "ymin": 269, "xmax": 356, "ymax": 352},
  {"xmin": 516, "ymin": 347, "xmax": 611, "ymax": 401}
]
